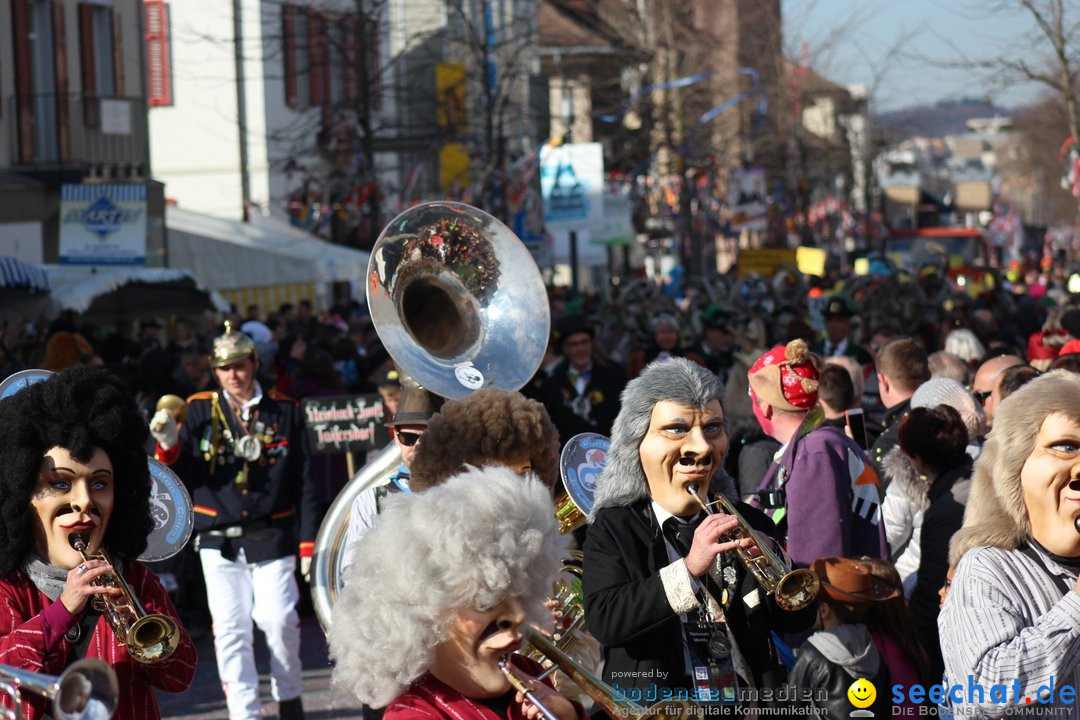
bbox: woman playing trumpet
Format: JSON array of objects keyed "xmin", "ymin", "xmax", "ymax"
[
  {"xmin": 0, "ymin": 367, "xmax": 196, "ymax": 720},
  {"xmin": 330, "ymin": 465, "xmax": 583, "ymax": 720}
]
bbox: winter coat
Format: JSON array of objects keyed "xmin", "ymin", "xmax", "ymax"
[
  {"xmin": 788, "ymin": 623, "xmax": 892, "ymax": 720},
  {"xmin": 880, "ymin": 447, "xmax": 930, "ymax": 596}
]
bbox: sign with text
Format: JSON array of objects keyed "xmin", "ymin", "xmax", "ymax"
[
  {"xmin": 302, "ymin": 394, "xmax": 390, "ymax": 455},
  {"xmin": 59, "ymin": 184, "xmax": 147, "ymax": 265},
  {"xmin": 539, "ymin": 142, "xmax": 603, "ymax": 230}
]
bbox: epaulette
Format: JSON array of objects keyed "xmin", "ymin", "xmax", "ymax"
[
  {"xmin": 186, "ymin": 390, "xmax": 218, "ymax": 403},
  {"xmin": 268, "ymin": 388, "xmax": 300, "ymax": 406}
]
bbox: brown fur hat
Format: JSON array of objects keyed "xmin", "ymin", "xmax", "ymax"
[
  {"xmin": 950, "ymin": 370, "xmax": 1080, "ymax": 565},
  {"xmin": 409, "ymin": 388, "xmax": 559, "ymax": 493}
]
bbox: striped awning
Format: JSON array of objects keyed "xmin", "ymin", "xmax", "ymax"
[
  {"xmin": 0, "ymin": 256, "xmax": 50, "ymax": 292},
  {"xmin": 218, "ymin": 283, "xmax": 317, "ymax": 317}
]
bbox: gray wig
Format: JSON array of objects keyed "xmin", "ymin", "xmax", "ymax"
[
  {"xmin": 590, "ymin": 357, "xmax": 725, "ymax": 517},
  {"xmin": 951, "ymin": 370, "xmax": 1080, "ymax": 564},
  {"xmin": 329, "ymin": 465, "xmax": 568, "ymax": 707}
]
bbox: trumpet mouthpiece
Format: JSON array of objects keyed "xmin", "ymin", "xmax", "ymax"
[
  {"xmin": 69, "ymin": 533, "xmax": 89, "ymax": 551},
  {"xmin": 686, "ymin": 484, "xmax": 698, "ymax": 496}
]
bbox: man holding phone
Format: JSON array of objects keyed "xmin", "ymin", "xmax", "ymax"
[{"xmin": 749, "ymin": 340, "xmax": 888, "ymax": 568}]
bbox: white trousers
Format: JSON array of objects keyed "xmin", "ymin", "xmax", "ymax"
[{"xmin": 200, "ymin": 548, "xmax": 303, "ymax": 720}]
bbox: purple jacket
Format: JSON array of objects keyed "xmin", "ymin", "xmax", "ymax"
[{"xmin": 758, "ymin": 424, "xmax": 887, "ymax": 568}]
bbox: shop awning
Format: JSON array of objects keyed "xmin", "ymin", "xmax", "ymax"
[
  {"xmin": 0, "ymin": 265, "xmax": 230, "ymax": 323},
  {"xmin": 0, "ymin": 256, "xmax": 50, "ymax": 292},
  {"xmin": 165, "ymin": 206, "xmax": 371, "ymax": 290}
]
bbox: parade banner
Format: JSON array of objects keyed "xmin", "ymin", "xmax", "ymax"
[
  {"xmin": 540, "ymin": 142, "xmax": 604, "ymax": 230},
  {"xmin": 59, "ymin": 184, "xmax": 147, "ymax": 265},
  {"xmin": 303, "ymin": 394, "xmax": 390, "ymax": 455}
]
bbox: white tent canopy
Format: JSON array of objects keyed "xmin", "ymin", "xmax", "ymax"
[
  {"xmin": 165, "ymin": 206, "xmax": 371, "ymax": 290},
  {"xmin": 3, "ymin": 265, "xmax": 229, "ymax": 323}
]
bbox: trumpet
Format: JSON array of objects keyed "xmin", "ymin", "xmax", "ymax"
[
  {"xmin": 0, "ymin": 658, "xmax": 118, "ymax": 720},
  {"xmin": 69, "ymin": 534, "xmax": 180, "ymax": 664},
  {"xmin": 498, "ymin": 657, "xmax": 561, "ymax": 720},
  {"xmin": 522, "ymin": 626, "xmax": 696, "ymax": 720},
  {"xmin": 686, "ymin": 485, "xmax": 820, "ymax": 612}
]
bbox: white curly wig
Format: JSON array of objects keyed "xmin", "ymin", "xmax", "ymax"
[
  {"xmin": 590, "ymin": 356, "xmax": 726, "ymax": 517},
  {"xmin": 329, "ymin": 465, "xmax": 568, "ymax": 707}
]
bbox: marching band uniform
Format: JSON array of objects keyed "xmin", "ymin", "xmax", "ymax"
[{"xmin": 154, "ymin": 326, "xmax": 317, "ymax": 720}]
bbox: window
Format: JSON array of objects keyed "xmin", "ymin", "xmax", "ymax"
[
  {"xmin": 282, "ymin": 4, "xmax": 309, "ymax": 109},
  {"xmin": 78, "ymin": 2, "xmax": 122, "ymax": 126},
  {"xmin": 145, "ymin": 0, "xmax": 172, "ymax": 106},
  {"xmin": 78, "ymin": 3, "xmax": 117, "ymax": 98}
]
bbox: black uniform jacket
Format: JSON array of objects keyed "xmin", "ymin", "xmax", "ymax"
[
  {"xmin": 540, "ymin": 357, "xmax": 626, "ymax": 443},
  {"xmin": 160, "ymin": 389, "xmax": 319, "ymax": 563},
  {"xmin": 583, "ymin": 497, "xmax": 817, "ymax": 698}
]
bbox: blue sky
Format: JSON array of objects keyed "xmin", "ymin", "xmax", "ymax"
[{"xmin": 782, "ymin": 0, "xmax": 1050, "ymax": 111}]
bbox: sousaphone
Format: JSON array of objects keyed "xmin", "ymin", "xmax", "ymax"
[{"xmin": 311, "ymin": 202, "xmax": 551, "ymax": 632}]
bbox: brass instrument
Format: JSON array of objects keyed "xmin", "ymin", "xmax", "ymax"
[
  {"xmin": 311, "ymin": 201, "xmax": 551, "ymax": 634},
  {"xmin": 69, "ymin": 534, "xmax": 180, "ymax": 664},
  {"xmin": 498, "ymin": 657, "xmax": 561, "ymax": 720},
  {"xmin": 686, "ymin": 486, "xmax": 819, "ymax": 612},
  {"xmin": 0, "ymin": 658, "xmax": 118, "ymax": 720},
  {"xmin": 522, "ymin": 626, "xmax": 697, "ymax": 720},
  {"xmin": 151, "ymin": 395, "xmax": 187, "ymax": 429}
]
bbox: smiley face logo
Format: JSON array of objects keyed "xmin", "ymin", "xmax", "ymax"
[{"xmin": 847, "ymin": 678, "xmax": 876, "ymax": 709}]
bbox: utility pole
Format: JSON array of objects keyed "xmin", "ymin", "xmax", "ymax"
[{"xmin": 233, "ymin": 0, "xmax": 251, "ymax": 222}]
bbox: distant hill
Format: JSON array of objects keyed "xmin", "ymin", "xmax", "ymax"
[{"xmin": 876, "ymin": 98, "xmax": 1016, "ymax": 139}]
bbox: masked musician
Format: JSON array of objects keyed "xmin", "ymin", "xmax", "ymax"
[
  {"xmin": 150, "ymin": 323, "xmax": 318, "ymax": 720},
  {"xmin": 939, "ymin": 370, "xmax": 1080, "ymax": 718},
  {"xmin": 583, "ymin": 357, "xmax": 815, "ymax": 705},
  {"xmin": 409, "ymin": 388, "xmax": 560, "ymax": 493},
  {"xmin": 330, "ymin": 465, "xmax": 583, "ymax": 720},
  {"xmin": 0, "ymin": 367, "xmax": 196, "ymax": 720}
]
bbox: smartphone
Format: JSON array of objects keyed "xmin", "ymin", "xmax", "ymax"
[{"xmin": 847, "ymin": 408, "xmax": 868, "ymax": 450}]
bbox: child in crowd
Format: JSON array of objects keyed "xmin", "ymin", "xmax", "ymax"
[
  {"xmin": 860, "ymin": 556, "xmax": 930, "ymax": 712},
  {"xmin": 789, "ymin": 558, "xmax": 895, "ymax": 720}
]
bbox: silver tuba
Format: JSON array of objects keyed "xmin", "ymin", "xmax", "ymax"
[
  {"xmin": 311, "ymin": 201, "xmax": 551, "ymax": 633},
  {"xmin": 0, "ymin": 659, "xmax": 118, "ymax": 720}
]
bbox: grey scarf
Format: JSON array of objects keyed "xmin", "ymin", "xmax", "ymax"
[{"xmin": 23, "ymin": 555, "xmax": 68, "ymax": 601}]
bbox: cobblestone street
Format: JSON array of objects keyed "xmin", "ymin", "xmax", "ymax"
[{"xmin": 158, "ymin": 616, "xmax": 364, "ymax": 719}]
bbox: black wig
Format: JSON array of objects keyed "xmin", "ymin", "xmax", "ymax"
[{"xmin": 0, "ymin": 366, "xmax": 151, "ymax": 576}]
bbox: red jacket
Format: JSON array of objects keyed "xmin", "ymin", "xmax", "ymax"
[
  {"xmin": 385, "ymin": 656, "xmax": 581, "ymax": 720},
  {"xmin": 0, "ymin": 561, "xmax": 197, "ymax": 720}
]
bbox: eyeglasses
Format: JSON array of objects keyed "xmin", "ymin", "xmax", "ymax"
[
  {"xmin": 395, "ymin": 431, "xmax": 423, "ymax": 447},
  {"xmin": 972, "ymin": 390, "xmax": 992, "ymax": 403}
]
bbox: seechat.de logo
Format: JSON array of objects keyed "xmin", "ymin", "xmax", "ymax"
[{"xmin": 848, "ymin": 678, "xmax": 876, "ymax": 717}]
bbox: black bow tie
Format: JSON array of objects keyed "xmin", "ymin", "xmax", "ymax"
[{"xmin": 662, "ymin": 512, "xmax": 706, "ymax": 556}]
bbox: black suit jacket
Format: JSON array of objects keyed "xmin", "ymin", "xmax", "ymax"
[
  {"xmin": 583, "ymin": 498, "xmax": 816, "ymax": 697},
  {"xmin": 540, "ymin": 358, "xmax": 626, "ymax": 444}
]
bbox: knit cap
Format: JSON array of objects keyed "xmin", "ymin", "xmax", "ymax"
[{"xmin": 910, "ymin": 377, "xmax": 986, "ymax": 440}]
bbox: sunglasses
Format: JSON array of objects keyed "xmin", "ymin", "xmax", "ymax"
[
  {"xmin": 972, "ymin": 390, "xmax": 992, "ymax": 402},
  {"xmin": 395, "ymin": 430, "xmax": 423, "ymax": 447}
]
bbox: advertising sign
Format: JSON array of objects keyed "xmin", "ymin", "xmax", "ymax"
[
  {"xmin": 302, "ymin": 394, "xmax": 390, "ymax": 454},
  {"xmin": 539, "ymin": 142, "xmax": 603, "ymax": 230},
  {"xmin": 59, "ymin": 184, "xmax": 147, "ymax": 265},
  {"xmin": 728, "ymin": 167, "xmax": 767, "ymax": 232}
]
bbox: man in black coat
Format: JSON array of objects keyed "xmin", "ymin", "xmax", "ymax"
[
  {"xmin": 541, "ymin": 314, "xmax": 626, "ymax": 443},
  {"xmin": 582, "ymin": 358, "xmax": 816, "ymax": 707}
]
